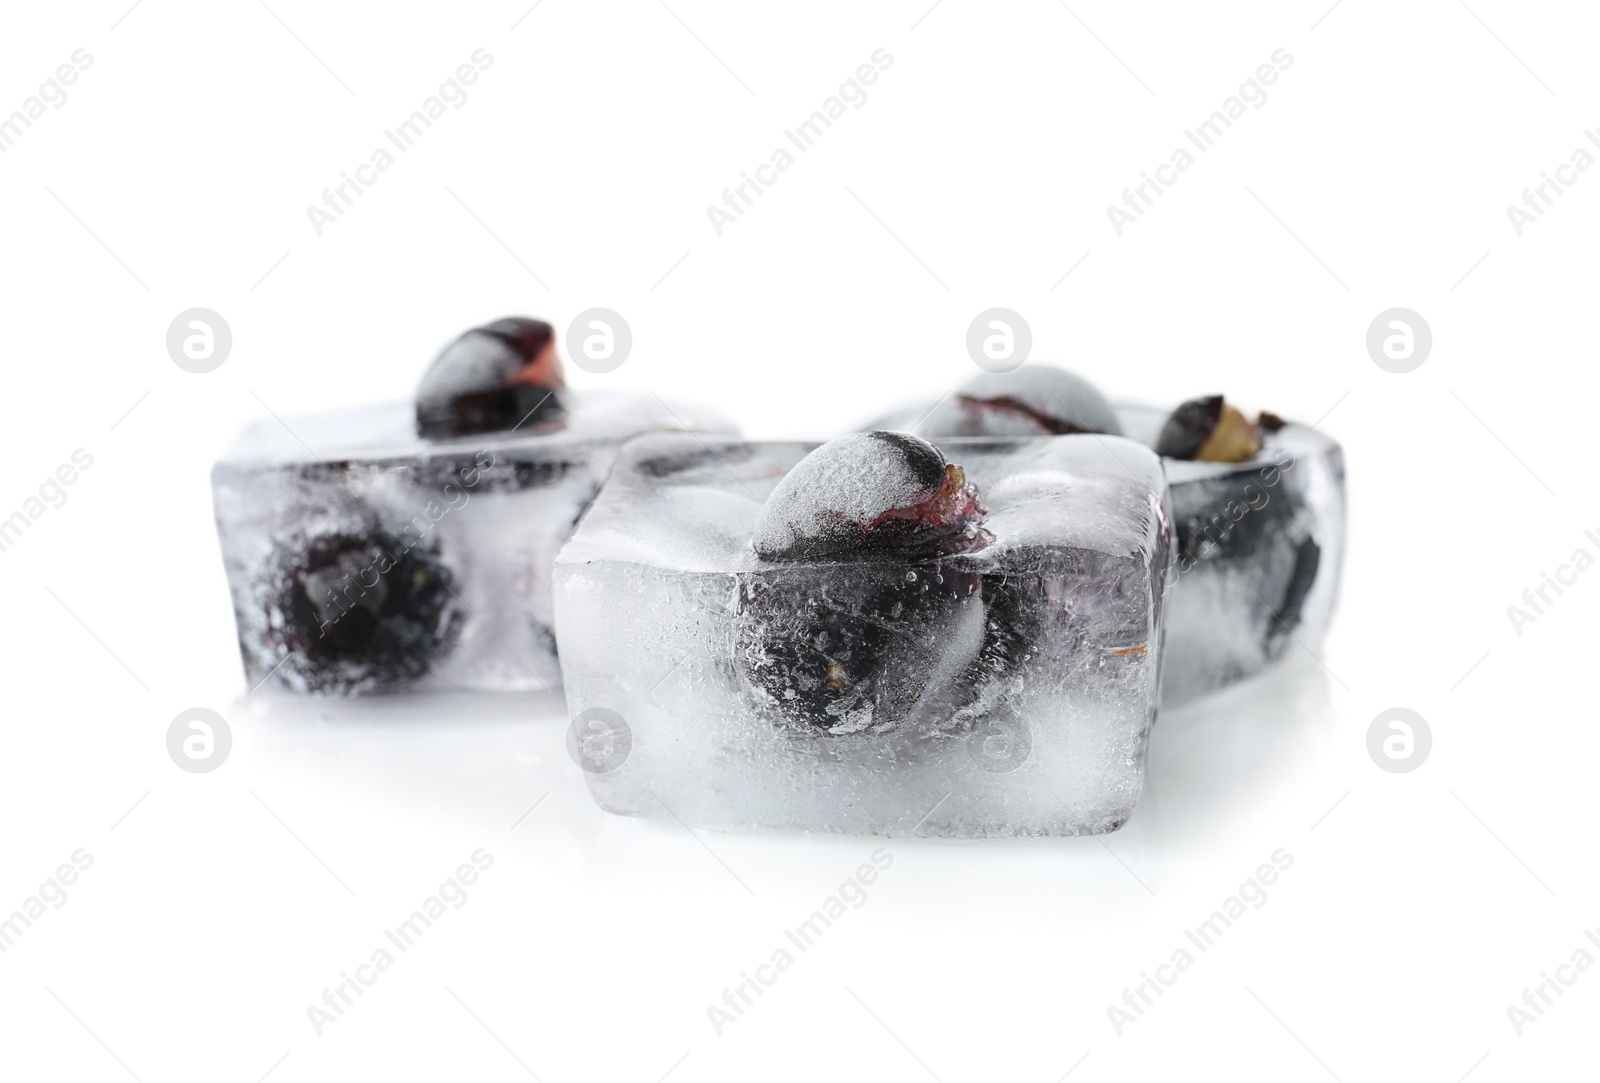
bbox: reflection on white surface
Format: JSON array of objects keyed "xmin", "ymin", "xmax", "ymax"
[
  {"xmin": 1136, "ymin": 655, "xmax": 1340, "ymax": 850},
  {"xmin": 236, "ymin": 652, "xmax": 1342, "ymax": 880}
]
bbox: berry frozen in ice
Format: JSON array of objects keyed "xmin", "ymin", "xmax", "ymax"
[
  {"xmin": 266, "ymin": 525, "xmax": 462, "ymax": 693},
  {"xmin": 550, "ymin": 428, "xmax": 1181, "ymax": 834},
  {"xmin": 751, "ymin": 431, "xmax": 989, "ymax": 562},
  {"xmin": 738, "ymin": 563, "xmax": 985, "ymax": 735},
  {"xmin": 1155, "ymin": 395, "xmax": 1263, "ymax": 463},
  {"xmin": 1165, "ymin": 408, "xmax": 1324, "ymax": 654},
  {"xmin": 739, "ymin": 432, "xmax": 989, "ymax": 734},
  {"xmin": 1270, "ymin": 537, "xmax": 1322, "ymax": 642},
  {"xmin": 415, "ymin": 317, "xmax": 567, "ymax": 438},
  {"xmin": 1175, "ymin": 490, "xmax": 1322, "ymax": 655},
  {"xmin": 919, "ymin": 367, "xmax": 1123, "ymax": 438}
]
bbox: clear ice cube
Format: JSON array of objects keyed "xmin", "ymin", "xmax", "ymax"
[
  {"xmin": 1114, "ymin": 405, "xmax": 1345, "ymax": 705},
  {"xmin": 552, "ymin": 433, "xmax": 1174, "ymax": 837},
  {"xmin": 212, "ymin": 391, "xmax": 735, "ymax": 695},
  {"xmin": 865, "ymin": 397, "xmax": 1347, "ymax": 706}
]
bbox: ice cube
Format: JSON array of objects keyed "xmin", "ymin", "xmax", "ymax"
[
  {"xmin": 1114, "ymin": 405, "xmax": 1345, "ymax": 705},
  {"xmin": 552, "ymin": 432, "xmax": 1174, "ymax": 837},
  {"xmin": 212, "ymin": 391, "xmax": 735, "ymax": 695},
  {"xmin": 869, "ymin": 385, "xmax": 1346, "ymax": 706}
]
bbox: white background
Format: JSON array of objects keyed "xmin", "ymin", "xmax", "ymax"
[{"xmin": 1, "ymin": 1, "xmax": 1595, "ymax": 1080}]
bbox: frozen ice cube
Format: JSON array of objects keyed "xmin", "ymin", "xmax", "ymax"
[
  {"xmin": 213, "ymin": 391, "xmax": 735, "ymax": 695},
  {"xmin": 552, "ymin": 432, "xmax": 1174, "ymax": 837},
  {"xmin": 868, "ymin": 387, "xmax": 1346, "ymax": 706},
  {"xmin": 1115, "ymin": 404, "xmax": 1345, "ymax": 705}
]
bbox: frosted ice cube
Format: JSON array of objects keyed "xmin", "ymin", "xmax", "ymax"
[
  {"xmin": 552, "ymin": 432, "xmax": 1174, "ymax": 837},
  {"xmin": 867, "ymin": 392, "xmax": 1346, "ymax": 705},
  {"xmin": 213, "ymin": 391, "xmax": 735, "ymax": 695},
  {"xmin": 1115, "ymin": 405, "xmax": 1345, "ymax": 705}
]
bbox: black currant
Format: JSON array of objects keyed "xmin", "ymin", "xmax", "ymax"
[
  {"xmin": 736, "ymin": 432, "xmax": 990, "ymax": 734},
  {"xmin": 1155, "ymin": 395, "xmax": 1263, "ymax": 463},
  {"xmin": 265, "ymin": 526, "xmax": 462, "ymax": 694},
  {"xmin": 919, "ymin": 367, "xmax": 1122, "ymax": 438},
  {"xmin": 415, "ymin": 317, "xmax": 566, "ymax": 439}
]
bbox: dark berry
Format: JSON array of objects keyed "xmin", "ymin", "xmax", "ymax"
[
  {"xmin": 953, "ymin": 546, "xmax": 1152, "ymax": 719},
  {"xmin": 919, "ymin": 368, "xmax": 1123, "ymax": 438},
  {"xmin": 1155, "ymin": 395, "xmax": 1262, "ymax": 463},
  {"xmin": 265, "ymin": 526, "xmax": 462, "ymax": 694},
  {"xmin": 738, "ymin": 433, "xmax": 989, "ymax": 733},
  {"xmin": 737, "ymin": 562, "xmax": 983, "ymax": 735},
  {"xmin": 1268, "ymin": 537, "xmax": 1322, "ymax": 644},
  {"xmin": 1171, "ymin": 463, "xmax": 1322, "ymax": 649},
  {"xmin": 751, "ymin": 432, "xmax": 989, "ymax": 563},
  {"xmin": 1172, "ymin": 463, "xmax": 1298, "ymax": 568},
  {"xmin": 415, "ymin": 317, "xmax": 566, "ymax": 439}
]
